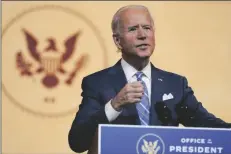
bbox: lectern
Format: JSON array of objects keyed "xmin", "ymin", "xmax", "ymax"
[{"xmin": 98, "ymin": 124, "xmax": 231, "ymax": 154}]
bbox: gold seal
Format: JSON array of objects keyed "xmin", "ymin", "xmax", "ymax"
[{"xmin": 2, "ymin": 5, "xmax": 108, "ymax": 118}]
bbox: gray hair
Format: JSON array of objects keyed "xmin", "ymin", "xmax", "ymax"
[{"xmin": 111, "ymin": 5, "xmax": 154, "ymax": 35}]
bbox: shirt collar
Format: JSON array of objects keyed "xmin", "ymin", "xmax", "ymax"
[{"xmin": 121, "ymin": 58, "xmax": 151, "ymax": 81}]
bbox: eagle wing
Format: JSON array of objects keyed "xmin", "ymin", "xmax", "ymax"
[
  {"xmin": 22, "ymin": 28, "xmax": 41, "ymax": 62},
  {"xmin": 61, "ymin": 31, "xmax": 81, "ymax": 63},
  {"xmin": 16, "ymin": 51, "xmax": 32, "ymax": 76}
]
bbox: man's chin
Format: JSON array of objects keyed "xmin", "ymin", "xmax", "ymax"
[
  {"xmin": 137, "ymin": 52, "xmax": 152, "ymax": 59},
  {"xmin": 122, "ymin": 50, "xmax": 152, "ymax": 60}
]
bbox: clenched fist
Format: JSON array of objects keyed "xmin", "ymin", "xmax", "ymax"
[{"xmin": 111, "ymin": 81, "xmax": 144, "ymax": 111}]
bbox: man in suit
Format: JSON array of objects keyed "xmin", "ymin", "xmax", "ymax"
[{"xmin": 68, "ymin": 5, "xmax": 230, "ymax": 154}]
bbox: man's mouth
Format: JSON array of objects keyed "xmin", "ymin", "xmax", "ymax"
[{"xmin": 136, "ymin": 44, "xmax": 149, "ymax": 48}]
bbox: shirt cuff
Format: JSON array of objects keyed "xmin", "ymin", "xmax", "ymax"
[{"xmin": 105, "ymin": 100, "xmax": 122, "ymax": 122}]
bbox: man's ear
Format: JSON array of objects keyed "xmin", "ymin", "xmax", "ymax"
[{"xmin": 113, "ymin": 34, "xmax": 122, "ymax": 49}]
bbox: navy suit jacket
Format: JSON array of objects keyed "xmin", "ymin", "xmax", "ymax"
[{"xmin": 68, "ymin": 60, "xmax": 230, "ymax": 153}]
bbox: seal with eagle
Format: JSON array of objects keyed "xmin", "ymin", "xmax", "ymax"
[{"xmin": 16, "ymin": 28, "xmax": 88, "ymax": 88}]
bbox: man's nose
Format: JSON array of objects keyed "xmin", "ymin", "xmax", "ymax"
[{"xmin": 137, "ymin": 28, "xmax": 146, "ymax": 40}]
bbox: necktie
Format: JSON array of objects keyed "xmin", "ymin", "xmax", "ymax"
[{"xmin": 135, "ymin": 72, "xmax": 150, "ymax": 125}]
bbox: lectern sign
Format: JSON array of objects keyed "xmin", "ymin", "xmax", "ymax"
[{"xmin": 99, "ymin": 124, "xmax": 231, "ymax": 154}]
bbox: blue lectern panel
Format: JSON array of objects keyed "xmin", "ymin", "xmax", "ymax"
[{"xmin": 99, "ymin": 124, "xmax": 231, "ymax": 154}]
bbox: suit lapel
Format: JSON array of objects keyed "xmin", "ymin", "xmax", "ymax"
[
  {"xmin": 150, "ymin": 64, "xmax": 165, "ymax": 125},
  {"xmin": 108, "ymin": 60, "xmax": 127, "ymax": 94}
]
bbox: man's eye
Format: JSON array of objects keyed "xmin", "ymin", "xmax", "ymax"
[
  {"xmin": 128, "ymin": 27, "xmax": 136, "ymax": 31},
  {"xmin": 144, "ymin": 27, "xmax": 151, "ymax": 30}
]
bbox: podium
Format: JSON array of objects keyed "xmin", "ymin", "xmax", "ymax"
[{"xmin": 98, "ymin": 124, "xmax": 231, "ymax": 154}]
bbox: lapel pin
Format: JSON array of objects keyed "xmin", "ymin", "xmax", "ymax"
[{"xmin": 158, "ymin": 78, "xmax": 163, "ymax": 81}]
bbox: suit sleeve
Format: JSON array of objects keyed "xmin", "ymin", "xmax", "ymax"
[
  {"xmin": 177, "ymin": 77, "xmax": 231, "ymax": 128},
  {"xmin": 68, "ymin": 77, "xmax": 110, "ymax": 153}
]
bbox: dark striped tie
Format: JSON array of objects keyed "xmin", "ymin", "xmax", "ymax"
[{"xmin": 135, "ymin": 72, "xmax": 150, "ymax": 125}]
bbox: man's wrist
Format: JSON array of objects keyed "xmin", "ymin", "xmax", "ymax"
[{"xmin": 111, "ymin": 98, "xmax": 122, "ymax": 111}]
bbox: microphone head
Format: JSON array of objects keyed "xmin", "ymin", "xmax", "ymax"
[
  {"xmin": 155, "ymin": 101, "xmax": 172, "ymax": 125},
  {"xmin": 175, "ymin": 101, "xmax": 196, "ymax": 126}
]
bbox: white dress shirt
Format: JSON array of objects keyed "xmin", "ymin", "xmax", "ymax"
[{"xmin": 105, "ymin": 59, "xmax": 152, "ymax": 122}]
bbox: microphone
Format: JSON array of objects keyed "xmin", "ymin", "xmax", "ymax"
[
  {"xmin": 155, "ymin": 101, "xmax": 173, "ymax": 126},
  {"xmin": 175, "ymin": 101, "xmax": 231, "ymax": 128},
  {"xmin": 175, "ymin": 100, "xmax": 197, "ymax": 126}
]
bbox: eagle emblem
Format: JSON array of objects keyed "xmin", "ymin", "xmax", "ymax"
[{"xmin": 16, "ymin": 28, "xmax": 88, "ymax": 88}]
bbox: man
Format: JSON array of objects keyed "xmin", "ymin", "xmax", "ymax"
[{"xmin": 68, "ymin": 5, "xmax": 230, "ymax": 154}]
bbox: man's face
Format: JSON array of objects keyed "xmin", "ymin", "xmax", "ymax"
[{"xmin": 118, "ymin": 8, "xmax": 155, "ymax": 59}]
